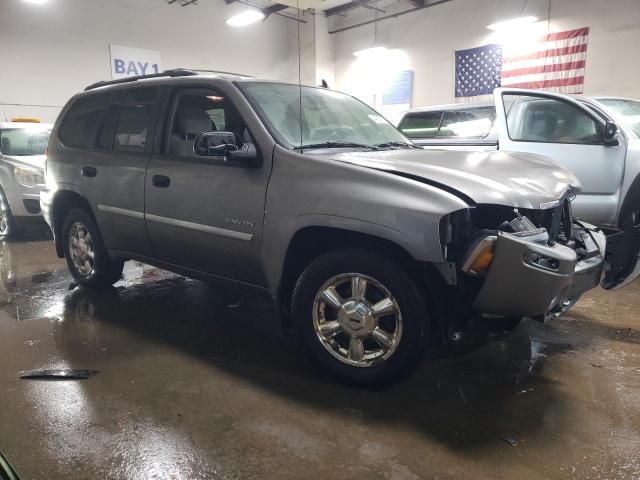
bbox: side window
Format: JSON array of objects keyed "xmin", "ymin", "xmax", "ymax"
[
  {"xmin": 398, "ymin": 112, "xmax": 442, "ymax": 139},
  {"xmin": 113, "ymin": 88, "xmax": 156, "ymax": 153},
  {"xmin": 503, "ymin": 94, "xmax": 604, "ymax": 144},
  {"xmin": 96, "ymin": 102, "xmax": 121, "ymax": 150},
  {"xmin": 59, "ymin": 94, "xmax": 110, "ymax": 149},
  {"xmin": 437, "ymin": 107, "xmax": 495, "ymax": 137},
  {"xmin": 168, "ymin": 89, "xmax": 243, "ymax": 158}
]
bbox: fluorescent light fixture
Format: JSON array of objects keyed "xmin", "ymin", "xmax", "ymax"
[
  {"xmin": 487, "ymin": 16, "xmax": 538, "ymax": 31},
  {"xmin": 226, "ymin": 10, "xmax": 265, "ymax": 27},
  {"xmin": 353, "ymin": 46, "xmax": 388, "ymax": 58},
  {"xmin": 21, "ymin": 0, "xmax": 49, "ymax": 4}
]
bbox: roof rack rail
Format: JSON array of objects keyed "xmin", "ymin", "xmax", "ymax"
[
  {"xmin": 84, "ymin": 68, "xmax": 198, "ymax": 91},
  {"xmin": 188, "ymin": 69, "xmax": 253, "ymax": 78}
]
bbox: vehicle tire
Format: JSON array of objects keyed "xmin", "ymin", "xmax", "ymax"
[
  {"xmin": 291, "ymin": 248, "xmax": 429, "ymax": 387},
  {"xmin": 0, "ymin": 187, "xmax": 18, "ymax": 239},
  {"xmin": 62, "ymin": 208, "xmax": 124, "ymax": 287}
]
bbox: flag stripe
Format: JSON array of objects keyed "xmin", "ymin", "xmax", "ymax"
[
  {"xmin": 503, "ymin": 43, "xmax": 588, "ymax": 63},
  {"xmin": 502, "ymin": 52, "xmax": 587, "ymax": 72},
  {"xmin": 502, "ymin": 76, "xmax": 585, "ymax": 90},
  {"xmin": 503, "ymin": 35, "xmax": 588, "ymax": 59},
  {"xmin": 502, "ymin": 68, "xmax": 585, "ymax": 85},
  {"xmin": 501, "ymin": 60, "xmax": 586, "ymax": 78},
  {"xmin": 539, "ymin": 27, "xmax": 590, "ymax": 43}
]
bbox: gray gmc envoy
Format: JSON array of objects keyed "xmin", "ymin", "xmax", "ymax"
[{"xmin": 41, "ymin": 69, "xmax": 640, "ymax": 386}]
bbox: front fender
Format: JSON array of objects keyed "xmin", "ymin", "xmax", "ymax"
[{"xmin": 261, "ymin": 147, "xmax": 471, "ymax": 295}]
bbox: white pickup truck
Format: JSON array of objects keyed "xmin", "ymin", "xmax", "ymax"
[{"xmin": 398, "ymin": 89, "xmax": 640, "ymax": 233}]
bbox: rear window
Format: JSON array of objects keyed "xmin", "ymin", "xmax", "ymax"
[
  {"xmin": 437, "ymin": 107, "xmax": 495, "ymax": 137},
  {"xmin": 397, "ymin": 111, "xmax": 442, "ymax": 139},
  {"xmin": 59, "ymin": 94, "xmax": 110, "ymax": 149},
  {"xmin": 398, "ymin": 106, "xmax": 495, "ymax": 139}
]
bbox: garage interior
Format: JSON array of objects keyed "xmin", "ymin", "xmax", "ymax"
[{"xmin": 1, "ymin": 0, "xmax": 640, "ymax": 479}]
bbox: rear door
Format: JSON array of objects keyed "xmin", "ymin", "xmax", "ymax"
[
  {"xmin": 494, "ymin": 88, "xmax": 627, "ymax": 226},
  {"xmin": 60, "ymin": 88, "xmax": 158, "ymax": 256},
  {"xmin": 144, "ymin": 84, "xmax": 269, "ymax": 285}
]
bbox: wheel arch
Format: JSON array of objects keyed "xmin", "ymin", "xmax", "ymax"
[
  {"xmin": 277, "ymin": 225, "xmax": 434, "ymax": 318},
  {"xmin": 618, "ymin": 173, "xmax": 640, "ymax": 227}
]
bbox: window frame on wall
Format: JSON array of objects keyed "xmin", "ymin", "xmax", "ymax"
[{"xmin": 502, "ymin": 92, "xmax": 606, "ymax": 146}]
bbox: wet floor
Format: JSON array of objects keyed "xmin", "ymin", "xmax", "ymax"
[{"xmin": 0, "ymin": 235, "xmax": 639, "ymax": 480}]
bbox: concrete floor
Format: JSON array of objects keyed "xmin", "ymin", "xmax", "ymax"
[{"xmin": 0, "ymin": 234, "xmax": 639, "ymax": 480}]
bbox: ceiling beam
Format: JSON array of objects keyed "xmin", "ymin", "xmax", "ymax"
[
  {"xmin": 264, "ymin": 3, "xmax": 289, "ymax": 14},
  {"xmin": 325, "ymin": 0, "xmax": 384, "ymax": 16}
]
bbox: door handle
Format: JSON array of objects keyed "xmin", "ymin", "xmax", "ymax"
[
  {"xmin": 81, "ymin": 166, "xmax": 97, "ymax": 178},
  {"xmin": 152, "ymin": 175, "xmax": 171, "ymax": 188}
]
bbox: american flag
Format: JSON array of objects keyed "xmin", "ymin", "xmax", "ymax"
[
  {"xmin": 501, "ymin": 27, "xmax": 589, "ymax": 93},
  {"xmin": 455, "ymin": 27, "xmax": 590, "ymax": 98},
  {"xmin": 455, "ymin": 44, "xmax": 503, "ymax": 98}
]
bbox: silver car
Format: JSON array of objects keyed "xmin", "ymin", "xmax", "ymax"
[
  {"xmin": 397, "ymin": 89, "xmax": 640, "ymax": 233},
  {"xmin": 41, "ymin": 71, "xmax": 639, "ymax": 386},
  {"xmin": 0, "ymin": 121, "xmax": 51, "ymax": 237}
]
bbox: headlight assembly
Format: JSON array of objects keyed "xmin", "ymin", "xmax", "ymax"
[{"xmin": 14, "ymin": 167, "xmax": 45, "ymax": 187}]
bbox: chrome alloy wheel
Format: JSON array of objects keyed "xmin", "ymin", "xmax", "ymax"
[
  {"xmin": 312, "ymin": 273, "xmax": 403, "ymax": 367},
  {"xmin": 68, "ymin": 222, "xmax": 95, "ymax": 277}
]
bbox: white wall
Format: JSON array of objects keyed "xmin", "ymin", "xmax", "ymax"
[
  {"xmin": 315, "ymin": 13, "xmax": 335, "ymax": 88},
  {"xmin": 0, "ymin": 0, "xmax": 300, "ymax": 122},
  {"xmin": 331, "ymin": 0, "xmax": 640, "ymax": 108}
]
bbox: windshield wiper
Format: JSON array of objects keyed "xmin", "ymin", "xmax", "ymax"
[
  {"xmin": 294, "ymin": 141, "xmax": 379, "ymax": 151},
  {"xmin": 373, "ymin": 141, "xmax": 420, "ymax": 149}
]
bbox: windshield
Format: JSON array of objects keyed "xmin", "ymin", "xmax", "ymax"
[
  {"xmin": 597, "ymin": 99, "xmax": 640, "ymax": 137},
  {"xmin": 0, "ymin": 127, "xmax": 51, "ymax": 156},
  {"xmin": 240, "ymin": 82, "xmax": 412, "ymax": 150}
]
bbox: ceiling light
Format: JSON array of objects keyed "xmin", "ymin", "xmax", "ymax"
[
  {"xmin": 353, "ymin": 46, "xmax": 388, "ymax": 58},
  {"xmin": 486, "ymin": 16, "xmax": 538, "ymax": 31},
  {"xmin": 21, "ymin": 0, "xmax": 49, "ymax": 4},
  {"xmin": 226, "ymin": 10, "xmax": 265, "ymax": 27}
]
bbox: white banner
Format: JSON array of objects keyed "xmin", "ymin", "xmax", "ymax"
[{"xmin": 109, "ymin": 44, "xmax": 161, "ymax": 79}]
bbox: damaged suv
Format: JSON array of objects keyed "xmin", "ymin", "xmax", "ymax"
[{"xmin": 42, "ymin": 70, "xmax": 640, "ymax": 386}]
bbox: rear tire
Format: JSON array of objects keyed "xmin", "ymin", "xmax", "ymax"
[
  {"xmin": 62, "ymin": 208, "xmax": 124, "ymax": 287},
  {"xmin": 292, "ymin": 248, "xmax": 429, "ymax": 387}
]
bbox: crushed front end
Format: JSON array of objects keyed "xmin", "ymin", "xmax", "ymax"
[{"xmin": 442, "ymin": 194, "xmax": 606, "ymax": 320}]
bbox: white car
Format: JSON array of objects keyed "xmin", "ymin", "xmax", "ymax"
[
  {"xmin": 397, "ymin": 90, "xmax": 640, "ymax": 232},
  {"xmin": 0, "ymin": 120, "xmax": 52, "ymax": 237}
]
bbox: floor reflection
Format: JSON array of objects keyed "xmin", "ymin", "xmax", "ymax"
[{"xmin": 1, "ymin": 236, "xmax": 640, "ymax": 479}]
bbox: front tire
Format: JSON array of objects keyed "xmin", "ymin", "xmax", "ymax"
[
  {"xmin": 0, "ymin": 187, "xmax": 17, "ymax": 239},
  {"xmin": 62, "ymin": 208, "xmax": 124, "ymax": 287},
  {"xmin": 292, "ymin": 249, "xmax": 429, "ymax": 387}
]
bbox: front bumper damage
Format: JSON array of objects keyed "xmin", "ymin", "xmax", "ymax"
[{"xmin": 469, "ymin": 220, "xmax": 606, "ymax": 318}]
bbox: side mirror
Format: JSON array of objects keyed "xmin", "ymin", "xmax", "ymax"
[
  {"xmin": 604, "ymin": 121, "xmax": 619, "ymax": 146},
  {"xmin": 194, "ymin": 131, "xmax": 237, "ymax": 156},
  {"xmin": 194, "ymin": 131, "xmax": 260, "ymax": 166}
]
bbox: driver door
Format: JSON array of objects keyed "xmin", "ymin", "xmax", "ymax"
[
  {"xmin": 494, "ymin": 88, "xmax": 627, "ymax": 226},
  {"xmin": 144, "ymin": 86, "xmax": 269, "ymax": 285}
]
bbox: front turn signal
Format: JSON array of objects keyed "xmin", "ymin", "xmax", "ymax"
[
  {"xmin": 469, "ymin": 246, "xmax": 494, "ymax": 275},
  {"xmin": 462, "ymin": 236, "xmax": 496, "ymax": 276}
]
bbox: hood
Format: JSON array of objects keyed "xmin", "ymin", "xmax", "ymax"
[
  {"xmin": 324, "ymin": 149, "xmax": 580, "ymax": 209},
  {"xmin": 1, "ymin": 154, "xmax": 46, "ymax": 171}
]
